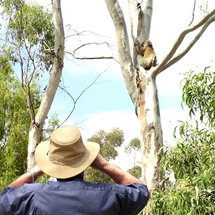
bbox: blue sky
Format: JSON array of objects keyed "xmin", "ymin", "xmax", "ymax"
[{"xmin": 29, "ymin": 0, "xmax": 215, "ymax": 170}]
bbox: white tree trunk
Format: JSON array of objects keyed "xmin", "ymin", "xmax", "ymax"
[
  {"xmin": 105, "ymin": 0, "xmax": 215, "ymax": 195},
  {"xmin": 135, "ymin": 71, "xmax": 163, "ymax": 190},
  {"xmin": 105, "ymin": 0, "xmax": 162, "ymax": 193},
  {"xmin": 27, "ymin": 0, "xmax": 65, "ymax": 169}
]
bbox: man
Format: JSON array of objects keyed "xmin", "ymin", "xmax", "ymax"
[{"xmin": 0, "ymin": 126, "xmax": 149, "ymax": 215}]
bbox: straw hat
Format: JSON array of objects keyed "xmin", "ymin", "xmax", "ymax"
[{"xmin": 35, "ymin": 126, "xmax": 100, "ymax": 179}]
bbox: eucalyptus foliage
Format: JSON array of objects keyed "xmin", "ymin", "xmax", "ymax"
[
  {"xmin": 125, "ymin": 138, "xmax": 141, "ymax": 179},
  {"xmin": 181, "ymin": 67, "xmax": 215, "ymax": 127},
  {"xmin": 0, "ymin": 54, "xmax": 41, "ymax": 191},
  {"xmin": 127, "ymin": 165, "xmax": 142, "ymax": 180},
  {"xmin": 1, "ymin": 0, "xmax": 55, "ymax": 71},
  {"xmin": 151, "ymin": 67, "xmax": 215, "ymax": 214}
]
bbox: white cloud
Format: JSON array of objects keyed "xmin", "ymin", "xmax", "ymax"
[
  {"xmin": 75, "ymin": 108, "xmax": 189, "ymax": 170},
  {"xmin": 77, "ymin": 111, "xmax": 140, "ymax": 170},
  {"xmin": 80, "ymin": 111, "xmax": 140, "ymax": 142},
  {"xmin": 80, "ymin": 108, "xmax": 189, "ymax": 146}
]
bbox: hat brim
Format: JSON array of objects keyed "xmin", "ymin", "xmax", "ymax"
[{"xmin": 35, "ymin": 141, "xmax": 100, "ymax": 179}]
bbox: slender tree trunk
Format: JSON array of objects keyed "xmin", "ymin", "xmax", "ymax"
[{"xmin": 27, "ymin": 0, "xmax": 65, "ymax": 169}]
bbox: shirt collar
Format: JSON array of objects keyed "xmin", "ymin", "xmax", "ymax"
[{"xmin": 57, "ymin": 174, "xmax": 83, "ymax": 182}]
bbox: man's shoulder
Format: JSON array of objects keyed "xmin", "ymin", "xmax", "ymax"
[{"xmin": 76, "ymin": 180, "xmax": 148, "ymax": 195}]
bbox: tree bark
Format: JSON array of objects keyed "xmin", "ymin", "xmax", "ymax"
[
  {"xmin": 135, "ymin": 72, "xmax": 163, "ymax": 189},
  {"xmin": 105, "ymin": 0, "xmax": 163, "ymax": 195},
  {"xmin": 27, "ymin": 0, "xmax": 65, "ymax": 169}
]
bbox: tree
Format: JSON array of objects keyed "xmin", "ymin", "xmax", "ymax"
[
  {"xmin": 151, "ymin": 67, "xmax": 215, "ymax": 214},
  {"xmin": 103, "ymin": 0, "xmax": 215, "ymax": 195},
  {"xmin": 125, "ymin": 138, "xmax": 142, "ymax": 179},
  {"xmin": 0, "ymin": 0, "xmax": 64, "ymax": 170},
  {"xmin": 84, "ymin": 128, "xmax": 124, "ymax": 183},
  {"xmin": 125, "ymin": 138, "xmax": 141, "ymax": 167},
  {"xmin": 0, "ymin": 49, "xmax": 60, "ymax": 191},
  {"xmin": 127, "ymin": 166, "xmax": 142, "ymax": 180},
  {"xmin": 0, "ymin": 54, "xmax": 41, "ymax": 191},
  {"xmin": 27, "ymin": 0, "xmax": 64, "ymax": 169}
]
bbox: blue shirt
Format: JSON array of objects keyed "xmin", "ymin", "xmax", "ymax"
[{"xmin": 0, "ymin": 175, "xmax": 149, "ymax": 215}]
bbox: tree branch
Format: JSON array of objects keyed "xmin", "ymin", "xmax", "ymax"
[
  {"xmin": 162, "ymin": 16, "xmax": 215, "ymax": 72},
  {"xmin": 105, "ymin": 0, "xmax": 136, "ymax": 103},
  {"xmin": 128, "ymin": 0, "xmax": 153, "ymax": 68},
  {"xmin": 189, "ymin": 0, "xmax": 196, "ymax": 26},
  {"xmin": 73, "ymin": 42, "xmax": 114, "ymax": 52},
  {"xmin": 65, "ymin": 42, "xmax": 119, "ymax": 62},
  {"xmin": 152, "ymin": 8, "xmax": 215, "ymax": 78},
  {"xmin": 65, "ymin": 28, "xmax": 111, "ymax": 40},
  {"xmin": 66, "ymin": 50, "xmax": 118, "ymax": 62},
  {"xmin": 58, "ymin": 69, "xmax": 108, "ymax": 127}
]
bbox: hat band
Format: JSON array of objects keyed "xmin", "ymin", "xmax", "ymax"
[{"xmin": 48, "ymin": 146, "xmax": 87, "ymax": 166}]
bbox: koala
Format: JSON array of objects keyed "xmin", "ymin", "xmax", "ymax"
[{"xmin": 136, "ymin": 39, "xmax": 157, "ymax": 70}]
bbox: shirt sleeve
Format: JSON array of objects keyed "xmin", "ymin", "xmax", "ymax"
[
  {"xmin": 0, "ymin": 186, "xmax": 34, "ymax": 215},
  {"xmin": 117, "ymin": 183, "xmax": 149, "ymax": 215}
]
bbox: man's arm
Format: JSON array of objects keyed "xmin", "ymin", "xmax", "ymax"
[
  {"xmin": 91, "ymin": 154, "xmax": 150, "ymax": 214},
  {"xmin": 91, "ymin": 154, "xmax": 144, "ymax": 186},
  {"xmin": 8, "ymin": 165, "xmax": 44, "ymax": 188}
]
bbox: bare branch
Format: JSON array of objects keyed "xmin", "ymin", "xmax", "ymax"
[
  {"xmin": 2, "ymin": 16, "xmax": 12, "ymax": 49},
  {"xmin": 73, "ymin": 116, "xmax": 91, "ymax": 127},
  {"xmin": 189, "ymin": 0, "xmax": 196, "ymax": 26},
  {"xmin": 57, "ymin": 85, "xmax": 76, "ymax": 127},
  {"xmin": 152, "ymin": 8, "xmax": 215, "ymax": 78},
  {"xmin": 163, "ymin": 15, "xmax": 215, "ymax": 71},
  {"xmin": 24, "ymin": 42, "xmax": 36, "ymax": 85},
  {"xmin": 65, "ymin": 50, "xmax": 118, "ymax": 62},
  {"xmin": 58, "ymin": 68, "xmax": 108, "ymax": 127},
  {"xmin": 65, "ymin": 41, "xmax": 119, "ymax": 62},
  {"xmin": 65, "ymin": 28, "xmax": 111, "ymax": 40},
  {"xmin": 27, "ymin": 85, "xmax": 36, "ymax": 123},
  {"xmin": 73, "ymin": 42, "xmax": 114, "ymax": 52}
]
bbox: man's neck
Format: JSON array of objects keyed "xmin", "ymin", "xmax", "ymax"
[{"xmin": 57, "ymin": 174, "xmax": 83, "ymax": 181}]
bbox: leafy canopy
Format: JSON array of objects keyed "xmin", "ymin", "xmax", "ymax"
[
  {"xmin": 85, "ymin": 128, "xmax": 124, "ymax": 183},
  {"xmin": 0, "ymin": 54, "xmax": 41, "ymax": 191}
]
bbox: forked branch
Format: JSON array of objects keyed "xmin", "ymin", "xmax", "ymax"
[
  {"xmin": 152, "ymin": 8, "xmax": 215, "ymax": 78},
  {"xmin": 66, "ymin": 42, "xmax": 118, "ymax": 62},
  {"xmin": 58, "ymin": 69, "xmax": 108, "ymax": 127}
]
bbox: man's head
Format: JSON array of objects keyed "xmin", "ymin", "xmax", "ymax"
[{"xmin": 35, "ymin": 126, "xmax": 100, "ymax": 179}]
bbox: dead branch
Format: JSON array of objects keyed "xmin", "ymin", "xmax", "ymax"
[
  {"xmin": 65, "ymin": 41, "xmax": 119, "ymax": 62},
  {"xmin": 65, "ymin": 28, "xmax": 111, "ymax": 40},
  {"xmin": 66, "ymin": 50, "xmax": 118, "ymax": 62},
  {"xmin": 73, "ymin": 42, "xmax": 115, "ymax": 52},
  {"xmin": 57, "ymin": 68, "xmax": 108, "ymax": 127},
  {"xmin": 189, "ymin": 0, "xmax": 196, "ymax": 26}
]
